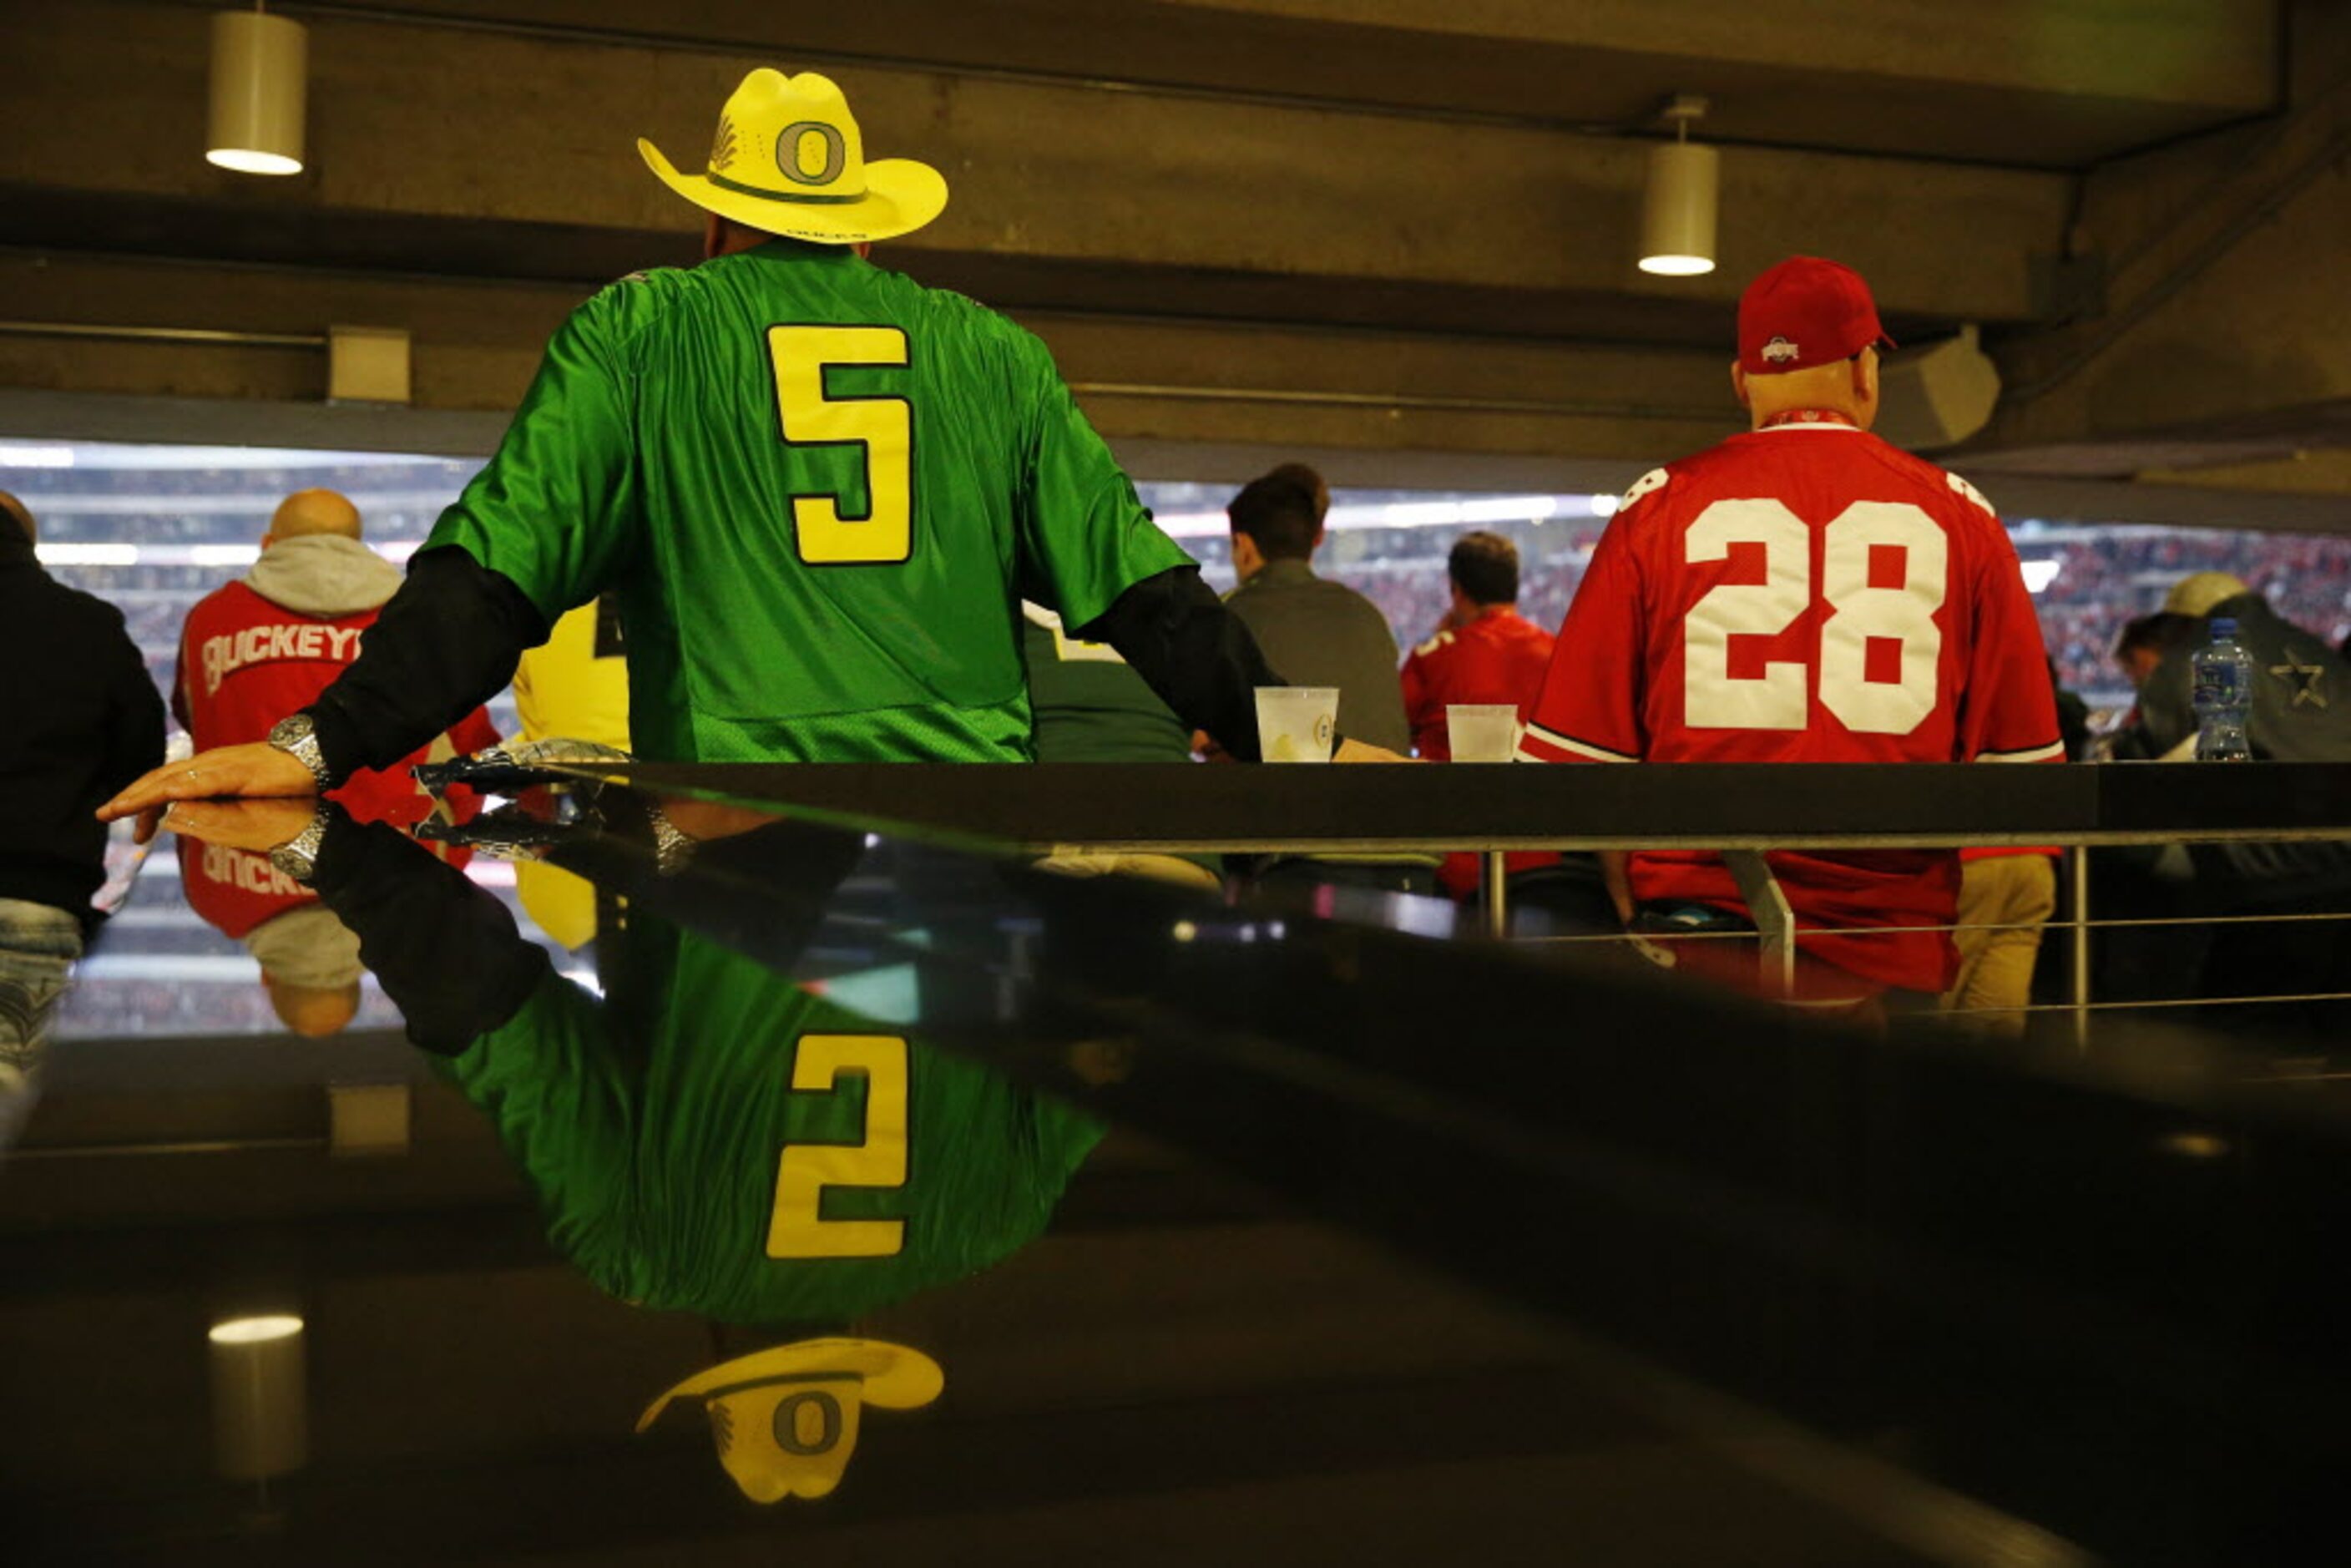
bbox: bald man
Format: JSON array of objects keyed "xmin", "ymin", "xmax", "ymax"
[{"xmin": 170, "ymin": 488, "xmax": 501, "ymax": 828}]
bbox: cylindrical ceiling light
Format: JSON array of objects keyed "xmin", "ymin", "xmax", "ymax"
[
  {"xmin": 1638, "ymin": 94, "xmax": 1717, "ymax": 277},
  {"xmin": 207, "ymin": 7, "xmax": 307, "ymax": 176}
]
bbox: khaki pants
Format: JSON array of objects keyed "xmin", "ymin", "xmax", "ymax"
[{"xmin": 1940, "ymin": 855, "xmax": 2057, "ymax": 1036}]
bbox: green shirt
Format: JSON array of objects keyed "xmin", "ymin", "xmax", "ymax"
[
  {"xmin": 1019, "ymin": 603, "xmax": 1192, "ymax": 764},
  {"xmin": 427, "ymin": 242, "xmax": 1191, "ymax": 763},
  {"xmin": 444, "ymin": 928, "xmax": 1103, "ymax": 1327}
]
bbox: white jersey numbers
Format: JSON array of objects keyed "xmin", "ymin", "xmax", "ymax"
[
  {"xmin": 1685, "ymin": 500, "xmax": 1811, "ymax": 730},
  {"xmin": 1681, "ymin": 498, "xmax": 1948, "ymax": 736}
]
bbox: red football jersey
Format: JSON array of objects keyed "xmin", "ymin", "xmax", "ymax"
[
  {"xmin": 1400, "ymin": 608, "xmax": 1556, "ymax": 761},
  {"xmin": 1520, "ymin": 417, "xmax": 2063, "ymax": 993},
  {"xmin": 1401, "ymin": 608, "xmax": 1561, "ymax": 898},
  {"xmin": 174, "ymin": 579, "xmax": 500, "ymax": 825}
]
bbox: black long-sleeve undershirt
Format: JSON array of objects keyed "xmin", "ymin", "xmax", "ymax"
[
  {"xmin": 1074, "ymin": 565, "xmax": 1285, "ymax": 762},
  {"xmin": 304, "ymin": 551, "xmax": 1283, "ymax": 778},
  {"xmin": 307, "ymin": 547, "xmax": 549, "ymax": 785}
]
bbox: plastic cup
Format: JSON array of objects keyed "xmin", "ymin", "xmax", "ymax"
[
  {"xmin": 1255, "ymin": 687, "xmax": 1339, "ymax": 764},
  {"xmin": 1446, "ymin": 705, "xmax": 1519, "ymax": 762}
]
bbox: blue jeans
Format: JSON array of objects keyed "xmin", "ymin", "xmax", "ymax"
[{"xmin": 0, "ymin": 898, "xmax": 83, "ymax": 1151}]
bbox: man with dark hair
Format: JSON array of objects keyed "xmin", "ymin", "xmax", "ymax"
[
  {"xmin": 0, "ymin": 490, "xmax": 166, "ymax": 1142},
  {"xmin": 1399, "ymin": 531, "xmax": 1550, "ymax": 761},
  {"xmin": 2113, "ymin": 611, "xmax": 2197, "ymax": 691},
  {"xmin": 1223, "ymin": 468, "xmax": 1411, "ymax": 754},
  {"xmin": 1399, "ymin": 529, "xmax": 1608, "ymax": 925}
]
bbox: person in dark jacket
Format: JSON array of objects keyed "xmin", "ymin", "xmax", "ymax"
[
  {"xmin": 0, "ymin": 491, "xmax": 167, "ymax": 1143},
  {"xmin": 2128, "ymin": 570, "xmax": 2351, "ymax": 1041}
]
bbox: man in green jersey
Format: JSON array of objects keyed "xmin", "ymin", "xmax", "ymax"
[{"xmin": 105, "ymin": 68, "xmax": 1386, "ymax": 831}]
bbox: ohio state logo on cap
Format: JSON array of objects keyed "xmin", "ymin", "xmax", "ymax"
[{"xmin": 1737, "ymin": 256, "xmax": 1895, "ymax": 376}]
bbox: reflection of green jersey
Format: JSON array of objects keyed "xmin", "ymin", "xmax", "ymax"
[
  {"xmin": 1019, "ymin": 604, "xmax": 1191, "ymax": 764},
  {"xmin": 445, "ymin": 928, "xmax": 1102, "ymax": 1325},
  {"xmin": 426, "ymin": 241, "xmax": 1191, "ymax": 763}
]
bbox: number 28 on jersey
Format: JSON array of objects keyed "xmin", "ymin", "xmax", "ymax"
[{"xmin": 1684, "ymin": 498, "xmax": 1947, "ymax": 735}]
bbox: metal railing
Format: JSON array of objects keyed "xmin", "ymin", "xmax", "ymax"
[{"xmin": 559, "ymin": 759, "xmax": 2351, "ymax": 1048}]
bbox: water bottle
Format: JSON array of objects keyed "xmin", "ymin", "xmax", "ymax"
[{"xmin": 2192, "ymin": 617, "xmax": 2255, "ymax": 762}]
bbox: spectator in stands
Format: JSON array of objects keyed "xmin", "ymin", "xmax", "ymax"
[
  {"xmin": 1398, "ymin": 532, "xmax": 1610, "ymax": 928},
  {"xmin": 2130, "ymin": 570, "xmax": 2351, "ymax": 1040},
  {"xmin": 1223, "ymin": 468, "xmax": 1412, "ymax": 754},
  {"xmin": 1021, "ymin": 602, "xmax": 1221, "ymax": 889},
  {"xmin": 2114, "ymin": 611, "xmax": 2198, "ymax": 691},
  {"xmin": 170, "ymin": 488, "xmax": 501, "ymax": 1035},
  {"xmin": 508, "ymin": 594, "xmax": 634, "ymax": 953},
  {"xmin": 172, "ymin": 488, "xmax": 503, "ymax": 827},
  {"xmin": 0, "ymin": 491, "xmax": 166, "ymax": 1143},
  {"xmin": 1398, "ymin": 532, "xmax": 1554, "ymax": 761},
  {"xmin": 1520, "ymin": 257, "xmax": 2062, "ymax": 1012},
  {"xmin": 1223, "ymin": 466, "xmax": 1428, "ymax": 894}
]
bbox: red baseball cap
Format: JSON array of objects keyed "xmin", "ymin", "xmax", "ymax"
[{"xmin": 1737, "ymin": 256, "xmax": 1896, "ymax": 376}]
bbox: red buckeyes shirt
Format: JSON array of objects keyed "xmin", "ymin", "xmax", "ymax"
[
  {"xmin": 172, "ymin": 575, "xmax": 499, "ymax": 940},
  {"xmin": 1519, "ymin": 412, "xmax": 2062, "ymax": 993}
]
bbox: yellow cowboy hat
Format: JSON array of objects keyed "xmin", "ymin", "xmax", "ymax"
[
  {"xmin": 636, "ymin": 1337, "xmax": 944, "ymax": 1504},
  {"xmin": 638, "ymin": 69, "xmax": 948, "ymax": 245}
]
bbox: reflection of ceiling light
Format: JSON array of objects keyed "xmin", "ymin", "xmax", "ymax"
[
  {"xmin": 210, "ymin": 1312, "xmax": 307, "ymax": 1482},
  {"xmin": 1639, "ymin": 95, "xmax": 1717, "ymax": 278},
  {"xmin": 210, "ymin": 1313, "xmax": 305, "ymax": 1345},
  {"xmin": 208, "ymin": 9, "xmax": 308, "ymax": 176}
]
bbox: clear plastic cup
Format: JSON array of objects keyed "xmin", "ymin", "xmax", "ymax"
[
  {"xmin": 1255, "ymin": 687, "xmax": 1339, "ymax": 763},
  {"xmin": 1446, "ymin": 705, "xmax": 1519, "ymax": 762}
]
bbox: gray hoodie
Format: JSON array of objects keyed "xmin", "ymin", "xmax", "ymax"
[{"xmin": 244, "ymin": 534, "xmax": 404, "ymax": 618}]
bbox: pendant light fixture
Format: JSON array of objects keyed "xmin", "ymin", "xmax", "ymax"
[
  {"xmin": 207, "ymin": 4, "xmax": 308, "ymax": 176},
  {"xmin": 1638, "ymin": 94, "xmax": 1717, "ymax": 277}
]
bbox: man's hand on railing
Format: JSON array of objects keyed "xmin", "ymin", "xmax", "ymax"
[
  {"xmin": 1335, "ymin": 739, "xmax": 1416, "ymax": 763},
  {"xmin": 99, "ymin": 742, "xmax": 320, "ymax": 845}
]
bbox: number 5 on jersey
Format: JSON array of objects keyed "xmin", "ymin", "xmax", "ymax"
[{"xmin": 767, "ymin": 326, "xmax": 913, "ymax": 565}]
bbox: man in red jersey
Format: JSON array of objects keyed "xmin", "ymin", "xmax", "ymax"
[
  {"xmin": 1400, "ymin": 531, "xmax": 1554, "ymax": 761},
  {"xmin": 173, "ymin": 488, "xmax": 501, "ymax": 826},
  {"xmin": 1401, "ymin": 532, "xmax": 1611, "ymax": 925},
  {"xmin": 1519, "ymin": 256, "xmax": 2063, "ymax": 1002}
]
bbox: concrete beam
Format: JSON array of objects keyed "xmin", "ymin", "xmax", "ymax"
[
  {"xmin": 1973, "ymin": 41, "xmax": 2351, "ymax": 473},
  {"xmin": 0, "ymin": 249, "xmax": 1737, "ymax": 461}
]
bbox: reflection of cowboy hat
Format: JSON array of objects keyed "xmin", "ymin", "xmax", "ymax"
[
  {"xmin": 638, "ymin": 70, "xmax": 948, "ymax": 245},
  {"xmin": 637, "ymin": 1337, "xmax": 943, "ymax": 1504}
]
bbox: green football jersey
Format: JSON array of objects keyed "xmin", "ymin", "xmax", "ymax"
[
  {"xmin": 1019, "ymin": 603, "xmax": 1193, "ymax": 764},
  {"xmin": 427, "ymin": 240, "xmax": 1192, "ymax": 763},
  {"xmin": 444, "ymin": 927, "xmax": 1103, "ymax": 1326}
]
